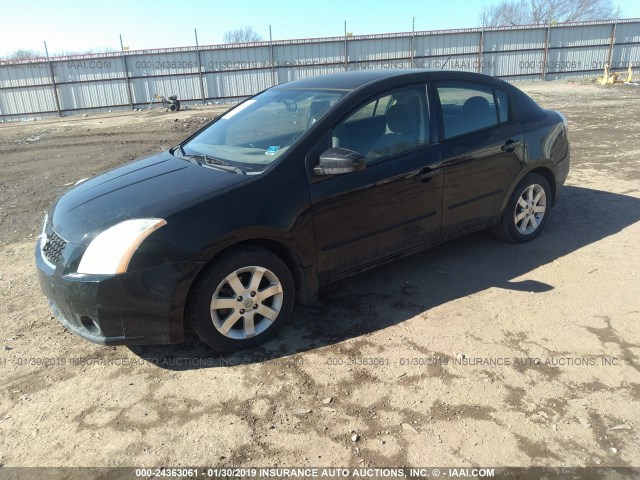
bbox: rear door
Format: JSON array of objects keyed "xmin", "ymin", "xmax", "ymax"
[
  {"xmin": 308, "ymin": 83, "xmax": 443, "ymax": 281},
  {"xmin": 434, "ymin": 82, "xmax": 524, "ymax": 236}
]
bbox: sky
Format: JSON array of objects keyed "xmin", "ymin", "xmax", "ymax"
[{"xmin": 1, "ymin": 0, "xmax": 640, "ymax": 57}]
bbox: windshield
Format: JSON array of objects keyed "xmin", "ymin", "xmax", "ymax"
[{"xmin": 181, "ymin": 88, "xmax": 345, "ymax": 173}]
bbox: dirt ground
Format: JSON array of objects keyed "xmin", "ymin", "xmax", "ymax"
[{"xmin": 1, "ymin": 80, "xmax": 639, "ymax": 471}]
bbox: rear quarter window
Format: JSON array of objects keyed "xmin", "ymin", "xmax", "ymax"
[{"xmin": 495, "ymin": 89, "xmax": 509, "ymax": 123}]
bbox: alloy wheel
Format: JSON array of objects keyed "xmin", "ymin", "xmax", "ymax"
[
  {"xmin": 210, "ymin": 266, "xmax": 284, "ymax": 340},
  {"xmin": 514, "ymin": 184, "xmax": 547, "ymax": 235}
]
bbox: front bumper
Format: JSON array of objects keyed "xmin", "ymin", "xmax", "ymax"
[{"xmin": 36, "ymin": 243, "xmax": 193, "ymax": 346}]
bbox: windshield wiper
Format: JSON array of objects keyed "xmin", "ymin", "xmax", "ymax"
[
  {"xmin": 200, "ymin": 155, "xmax": 245, "ymax": 175},
  {"xmin": 174, "ymin": 146, "xmax": 245, "ymax": 174},
  {"xmin": 172, "ymin": 145, "xmax": 200, "ymax": 165}
]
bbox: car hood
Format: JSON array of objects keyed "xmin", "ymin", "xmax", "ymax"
[{"xmin": 50, "ymin": 151, "xmax": 247, "ymax": 244}]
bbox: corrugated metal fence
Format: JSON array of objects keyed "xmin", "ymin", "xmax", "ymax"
[{"xmin": 1, "ymin": 19, "xmax": 638, "ymax": 122}]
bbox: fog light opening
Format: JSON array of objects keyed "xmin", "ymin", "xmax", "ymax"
[{"xmin": 79, "ymin": 316, "xmax": 101, "ymax": 335}]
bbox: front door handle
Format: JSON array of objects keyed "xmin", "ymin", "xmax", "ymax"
[
  {"xmin": 501, "ymin": 139, "xmax": 521, "ymax": 153},
  {"xmin": 414, "ymin": 168, "xmax": 441, "ymax": 182}
]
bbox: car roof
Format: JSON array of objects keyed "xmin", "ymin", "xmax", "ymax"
[{"xmin": 272, "ymin": 69, "xmax": 506, "ymax": 91}]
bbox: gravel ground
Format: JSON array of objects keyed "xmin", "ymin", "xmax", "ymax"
[{"xmin": 0, "ymin": 80, "xmax": 639, "ymax": 469}]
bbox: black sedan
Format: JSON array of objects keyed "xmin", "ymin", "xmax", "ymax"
[{"xmin": 36, "ymin": 70, "xmax": 570, "ymax": 351}]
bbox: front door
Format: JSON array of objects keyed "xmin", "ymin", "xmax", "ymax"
[{"xmin": 308, "ymin": 83, "xmax": 444, "ymax": 281}]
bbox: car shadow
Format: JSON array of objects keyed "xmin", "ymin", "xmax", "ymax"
[{"xmin": 128, "ymin": 185, "xmax": 640, "ymax": 370}]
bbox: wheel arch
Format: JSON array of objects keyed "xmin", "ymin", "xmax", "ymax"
[
  {"xmin": 179, "ymin": 238, "xmax": 310, "ymax": 325},
  {"xmin": 528, "ymin": 166, "xmax": 557, "ymax": 206},
  {"xmin": 499, "ymin": 164, "xmax": 557, "ymax": 217}
]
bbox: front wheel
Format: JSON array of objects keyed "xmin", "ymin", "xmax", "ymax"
[
  {"xmin": 187, "ymin": 247, "xmax": 295, "ymax": 351},
  {"xmin": 492, "ymin": 173, "xmax": 552, "ymax": 243}
]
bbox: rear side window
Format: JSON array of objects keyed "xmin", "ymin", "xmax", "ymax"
[{"xmin": 436, "ymin": 84, "xmax": 499, "ymax": 139}]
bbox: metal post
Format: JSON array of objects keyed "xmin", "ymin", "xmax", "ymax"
[
  {"xmin": 194, "ymin": 28, "xmax": 206, "ymax": 104},
  {"xmin": 541, "ymin": 25, "xmax": 551, "ymax": 80},
  {"xmin": 607, "ymin": 21, "xmax": 617, "ymax": 68},
  {"xmin": 269, "ymin": 25, "xmax": 277, "ymax": 86},
  {"xmin": 343, "ymin": 21, "xmax": 349, "ymax": 71},
  {"xmin": 477, "ymin": 30, "xmax": 484, "ymax": 73},
  {"xmin": 44, "ymin": 41, "xmax": 62, "ymax": 117},
  {"xmin": 120, "ymin": 34, "xmax": 134, "ymax": 110},
  {"xmin": 410, "ymin": 17, "xmax": 416, "ymax": 68}
]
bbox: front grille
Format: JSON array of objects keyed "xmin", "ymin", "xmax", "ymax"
[{"xmin": 42, "ymin": 227, "xmax": 67, "ymax": 265}]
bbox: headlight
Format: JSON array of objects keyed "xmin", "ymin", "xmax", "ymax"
[
  {"xmin": 77, "ymin": 218, "xmax": 166, "ymax": 275},
  {"xmin": 39, "ymin": 213, "xmax": 49, "ymax": 249}
]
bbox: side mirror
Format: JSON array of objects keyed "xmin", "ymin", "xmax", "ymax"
[{"xmin": 314, "ymin": 148, "xmax": 365, "ymax": 176}]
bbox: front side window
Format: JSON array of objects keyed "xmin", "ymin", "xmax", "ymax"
[
  {"xmin": 182, "ymin": 88, "xmax": 344, "ymax": 173},
  {"xmin": 437, "ymin": 84, "xmax": 500, "ymax": 139},
  {"xmin": 332, "ymin": 84, "xmax": 430, "ymax": 162}
]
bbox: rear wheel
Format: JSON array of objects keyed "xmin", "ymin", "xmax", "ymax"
[
  {"xmin": 187, "ymin": 247, "xmax": 295, "ymax": 351},
  {"xmin": 492, "ymin": 173, "xmax": 552, "ymax": 243}
]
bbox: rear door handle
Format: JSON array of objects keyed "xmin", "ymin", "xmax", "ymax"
[
  {"xmin": 414, "ymin": 168, "xmax": 441, "ymax": 182},
  {"xmin": 501, "ymin": 139, "xmax": 521, "ymax": 153}
]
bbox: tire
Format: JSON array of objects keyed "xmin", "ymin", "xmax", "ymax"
[
  {"xmin": 169, "ymin": 103, "xmax": 178, "ymax": 112},
  {"xmin": 492, "ymin": 173, "xmax": 552, "ymax": 243},
  {"xmin": 187, "ymin": 247, "xmax": 295, "ymax": 351}
]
